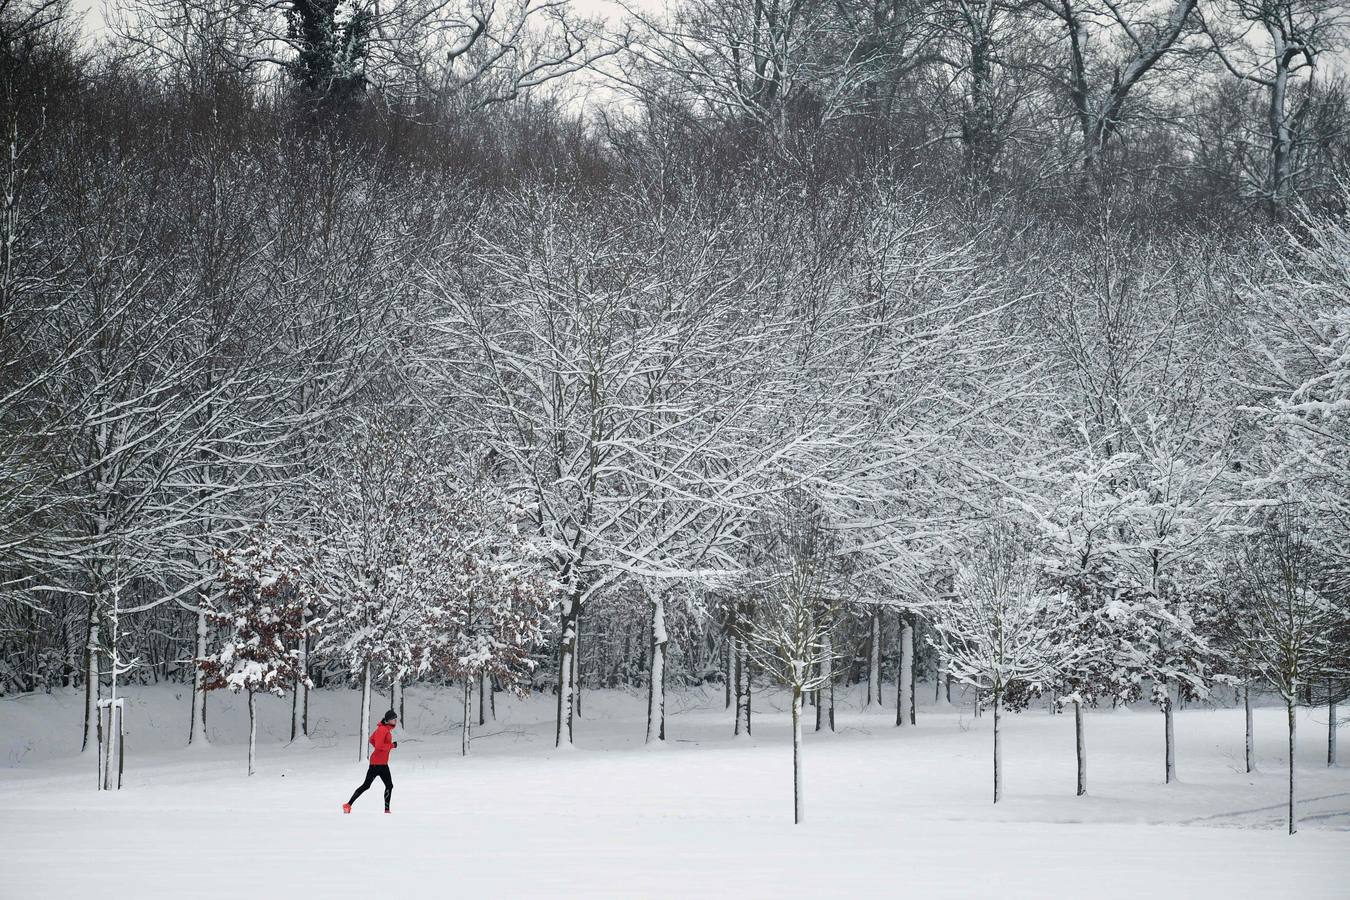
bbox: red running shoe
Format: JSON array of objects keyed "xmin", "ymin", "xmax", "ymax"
[{"xmin": 342, "ymin": 804, "xmax": 352, "ymax": 814}]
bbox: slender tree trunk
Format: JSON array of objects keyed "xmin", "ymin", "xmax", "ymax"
[
  {"xmin": 895, "ymin": 620, "xmax": 904, "ymax": 726},
  {"xmin": 556, "ymin": 598, "xmax": 578, "ymax": 748},
  {"xmin": 1287, "ymin": 696, "xmax": 1297, "ymax": 835},
  {"xmin": 107, "ymin": 593, "xmax": 120, "ymax": 784},
  {"xmin": 394, "ymin": 677, "xmax": 404, "ymax": 726},
  {"xmin": 993, "ymin": 683, "xmax": 1003, "ymax": 804},
  {"xmin": 724, "ymin": 633, "xmax": 732, "ymax": 710},
  {"xmin": 247, "ymin": 689, "xmax": 257, "ymax": 777},
  {"xmin": 573, "ymin": 607, "xmax": 582, "ymax": 720},
  {"xmin": 301, "ymin": 611, "xmax": 309, "ymax": 735},
  {"xmin": 1164, "ymin": 685, "xmax": 1176, "ymax": 784},
  {"xmin": 291, "ymin": 610, "xmax": 307, "ymax": 741},
  {"xmin": 461, "ymin": 675, "xmax": 472, "ymax": 756},
  {"xmin": 646, "ymin": 594, "xmax": 667, "ymax": 745},
  {"xmin": 101, "ymin": 702, "xmax": 113, "ymax": 791},
  {"xmin": 359, "ymin": 660, "xmax": 372, "ymax": 762},
  {"xmin": 817, "ymin": 632, "xmax": 834, "ymax": 733},
  {"xmin": 733, "ymin": 632, "xmax": 743, "ymax": 736},
  {"xmin": 115, "ymin": 702, "xmax": 124, "ymax": 790},
  {"xmin": 899, "ymin": 617, "xmax": 914, "ymax": 726},
  {"xmin": 477, "ymin": 671, "xmax": 486, "ymax": 727},
  {"xmin": 190, "ymin": 608, "xmax": 208, "ymax": 746},
  {"xmin": 95, "ymin": 704, "xmax": 105, "ymax": 789},
  {"xmin": 736, "ymin": 639, "xmax": 753, "ymax": 737},
  {"xmin": 1075, "ymin": 698, "xmax": 1086, "ymax": 796},
  {"xmin": 1245, "ymin": 684, "xmax": 1255, "ymax": 774},
  {"xmin": 1328, "ymin": 695, "xmax": 1338, "ymax": 768},
  {"xmin": 792, "ymin": 679, "xmax": 804, "ymax": 824},
  {"xmin": 866, "ymin": 608, "xmax": 881, "ymax": 709},
  {"xmin": 82, "ymin": 611, "xmax": 99, "ymax": 753}
]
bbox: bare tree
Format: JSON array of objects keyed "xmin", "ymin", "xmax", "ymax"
[
  {"xmin": 428, "ymin": 191, "xmax": 793, "ymax": 747},
  {"xmin": 110, "ymin": 0, "xmax": 613, "ymax": 112},
  {"xmin": 1229, "ymin": 507, "xmax": 1347, "ymax": 835},
  {"xmin": 1032, "ymin": 0, "xmax": 1202, "ymax": 176},
  {"xmin": 743, "ymin": 488, "xmax": 844, "ymax": 825},
  {"xmin": 1198, "ymin": 0, "xmax": 1350, "ymax": 218},
  {"xmin": 616, "ymin": 0, "xmax": 939, "ymax": 151},
  {"xmin": 932, "ymin": 519, "xmax": 1085, "ymax": 804}
]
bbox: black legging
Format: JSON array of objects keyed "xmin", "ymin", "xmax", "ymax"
[{"xmin": 348, "ymin": 764, "xmax": 393, "ymax": 810}]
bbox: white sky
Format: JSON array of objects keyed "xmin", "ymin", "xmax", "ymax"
[{"xmin": 62, "ymin": 1, "xmax": 1348, "ymax": 85}]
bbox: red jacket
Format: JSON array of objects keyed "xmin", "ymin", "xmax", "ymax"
[{"xmin": 368, "ymin": 722, "xmax": 396, "ymax": 765}]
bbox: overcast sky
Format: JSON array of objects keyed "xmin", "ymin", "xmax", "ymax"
[{"xmin": 64, "ymin": 1, "xmax": 1348, "ymax": 84}]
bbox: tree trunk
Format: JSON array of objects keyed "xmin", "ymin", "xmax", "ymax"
[
  {"xmin": 961, "ymin": 28, "xmax": 1000, "ymax": 185},
  {"xmin": 733, "ymin": 633, "xmax": 744, "ymax": 736},
  {"xmin": 1328, "ymin": 696, "xmax": 1338, "ymax": 768},
  {"xmin": 461, "ymin": 675, "xmax": 472, "ymax": 756},
  {"xmin": 190, "ymin": 608, "xmax": 208, "ymax": 746},
  {"xmin": 1287, "ymin": 697, "xmax": 1297, "ymax": 835},
  {"xmin": 394, "ymin": 677, "xmax": 404, "ymax": 726},
  {"xmin": 1075, "ymin": 698, "xmax": 1086, "ymax": 796},
  {"xmin": 556, "ymin": 599, "xmax": 578, "ymax": 748},
  {"xmin": 101, "ymin": 702, "xmax": 113, "ymax": 791},
  {"xmin": 895, "ymin": 624, "xmax": 906, "ymax": 726},
  {"xmin": 247, "ymin": 689, "xmax": 257, "ymax": 777},
  {"xmin": 1245, "ymin": 684, "xmax": 1255, "ymax": 773},
  {"xmin": 301, "ymin": 612, "xmax": 309, "ymax": 735},
  {"xmin": 1164, "ymin": 685, "xmax": 1176, "ymax": 784},
  {"xmin": 95, "ymin": 704, "xmax": 105, "ymax": 789},
  {"xmin": 993, "ymin": 683, "xmax": 1003, "ymax": 804},
  {"xmin": 792, "ymin": 680, "xmax": 804, "ymax": 824},
  {"xmin": 291, "ymin": 610, "xmax": 307, "ymax": 741},
  {"xmin": 866, "ymin": 608, "xmax": 881, "ymax": 709},
  {"xmin": 477, "ymin": 671, "xmax": 486, "ymax": 727},
  {"xmin": 646, "ymin": 594, "xmax": 667, "ymax": 745},
  {"xmin": 115, "ymin": 702, "xmax": 124, "ymax": 790},
  {"xmin": 82, "ymin": 611, "xmax": 99, "ymax": 753},
  {"xmin": 359, "ymin": 659, "xmax": 372, "ymax": 762},
  {"xmin": 1267, "ymin": 50, "xmax": 1295, "ymax": 222},
  {"xmin": 817, "ymin": 631, "xmax": 834, "ymax": 733},
  {"xmin": 725, "ymin": 631, "xmax": 733, "ymax": 709},
  {"xmin": 573, "ymin": 608, "xmax": 582, "ymax": 720},
  {"xmin": 107, "ymin": 592, "xmax": 120, "ymax": 785},
  {"xmin": 736, "ymin": 638, "xmax": 752, "ymax": 737},
  {"xmin": 900, "ymin": 617, "xmax": 914, "ymax": 725}
]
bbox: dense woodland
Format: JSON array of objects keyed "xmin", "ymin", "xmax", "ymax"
[{"xmin": 2, "ymin": 0, "xmax": 1350, "ymax": 830}]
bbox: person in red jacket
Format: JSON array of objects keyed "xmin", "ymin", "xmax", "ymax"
[{"xmin": 342, "ymin": 710, "xmax": 398, "ymax": 814}]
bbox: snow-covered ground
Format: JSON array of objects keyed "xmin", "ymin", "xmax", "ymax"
[{"xmin": 2, "ymin": 683, "xmax": 1347, "ymax": 899}]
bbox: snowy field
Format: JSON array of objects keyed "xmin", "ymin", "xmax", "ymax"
[{"xmin": 2, "ymin": 684, "xmax": 1347, "ymax": 899}]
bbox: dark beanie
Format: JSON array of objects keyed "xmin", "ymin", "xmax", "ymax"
[{"xmin": 382, "ymin": 709, "xmax": 398, "ymax": 724}]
